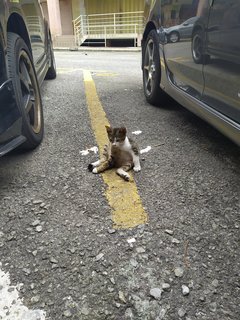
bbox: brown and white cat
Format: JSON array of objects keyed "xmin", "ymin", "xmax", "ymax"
[{"xmin": 88, "ymin": 126, "xmax": 141, "ymax": 181}]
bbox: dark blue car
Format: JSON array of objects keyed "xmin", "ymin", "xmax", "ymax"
[{"xmin": 0, "ymin": 0, "xmax": 56, "ymax": 157}]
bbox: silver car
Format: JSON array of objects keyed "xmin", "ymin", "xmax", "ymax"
[{"xmin": 165, "ymin": 17, "xmax": 198, "ymax": 43}]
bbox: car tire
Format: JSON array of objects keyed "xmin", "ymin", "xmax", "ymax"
[
  {"xmin": 7, "ymin": 32, "xmax": 44, "ymax": 150},
  {"xmin": 45, "ymin": 33, "xmax": 57, "ymax": 80},
  {"xmin": 168, "ymin": 31, "xmax": 180, "ymax": 43},
  {"xmin": 142, "ymin": 29, "xmax": 166, "ymax": 105}
]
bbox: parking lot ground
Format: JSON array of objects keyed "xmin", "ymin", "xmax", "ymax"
[{"xmin": 0, "ymin": 51, "xmax": 239, "ymax": 320}]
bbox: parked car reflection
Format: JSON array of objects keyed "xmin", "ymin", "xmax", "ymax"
[
  {"xmin": 165, "ymin": 17, "xmax": 198, "ymax": 43},
  {"xmin": 191, "ymin": 0, "xmax": 240, "ymax": 65}
]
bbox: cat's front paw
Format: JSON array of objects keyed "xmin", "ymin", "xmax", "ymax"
[
  {"xmin": 133, "ymin": 165, "xmax": 141, "ymax": 172},
  {"xmin": 92, "ymin": 168, "xmax": 98, "ymax": 174}
]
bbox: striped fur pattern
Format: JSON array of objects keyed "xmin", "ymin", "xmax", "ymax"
[{"xmin": 88, "ymin": 126, "xmax": 141, "ymax": 181}]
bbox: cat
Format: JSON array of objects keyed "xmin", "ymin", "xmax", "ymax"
[{"xmin": 88, "ymin": 126, "xmax": 141, "ymax": 181}]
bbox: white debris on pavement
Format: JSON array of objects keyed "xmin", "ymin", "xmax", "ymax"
[
  {"xmin": 132, "ymin": 130, "xmax": 142, "ymax": 135},
  {"xmin": 182, "ymin": 284, "xmax": 190, "ymax": 296},
  {"xmin": 127, "ymin": 238, "xmax": 136, "ymax": 244},
  {"xmin": 0, "ymin": 264, "xmax": 46, "ymax": 320},
  {"xmin": 80, "ymin": 146, "xmax": 98, "ymax": 156},
  {"xmin": 140, "ymin": 146, "xmax": 152, "ymax": 154},
  {"xmin": 127, "ymin": 238, "xmax": 136, "ymax": 248},
  {"xmin": 150, "ymin": 287, "xmax": 162, "ymax": 300}
]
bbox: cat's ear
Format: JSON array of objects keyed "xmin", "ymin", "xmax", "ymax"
[
  {"xmin": 119, "ymin": 127, "xmax": 127, "ymax": 135},
  {"xmin": 105, "ymin": 125, "xmax": 112, "ymax": 133}
]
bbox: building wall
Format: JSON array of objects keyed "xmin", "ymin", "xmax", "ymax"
[
  {"xmin": 72, "ymin": 0, "xmax": 83, "ymax": 19},
  {"xmin": 60, "ymin": 0, "xmax": 73, "ymax": 34},
  {"xmin": 84, "ymin": 0, "xmax": 144, "ymax": 14},
  {"xmin": 121, "ymin": 0, "xmax": 145, "ymax": 12}
]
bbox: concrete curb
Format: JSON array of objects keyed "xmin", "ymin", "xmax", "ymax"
[{"xmin": 53, "ymin": 46, "xmax": 141, "ymax": 52}]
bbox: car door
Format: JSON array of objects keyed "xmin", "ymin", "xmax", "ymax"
[
  {"xmin": 202, "ymin": 0, "xmax": 240, "ymax": 124},
  {"xmin": 161, "ymin": 0, "xmax": 209, "ymax": 100},
  {"xmin": 20, "ymin": 0, "xmax": 46, "ymax": 71}
]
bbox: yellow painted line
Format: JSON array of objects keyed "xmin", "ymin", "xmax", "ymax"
[{"xmin": 83, "ymin": 70, "xmax": 148, "ymax": 229}]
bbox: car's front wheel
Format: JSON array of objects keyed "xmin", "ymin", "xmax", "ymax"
[
  {"xmin": 142, "ymin": 29, "xmax": 165, "ymax": 105},
  {"xmin": 7, "ymin": 32, "xmax": 44, "ymax": 150}
]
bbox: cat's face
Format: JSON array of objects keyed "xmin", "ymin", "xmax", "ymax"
[{"xmin": 106, "ymin": 126, "xmax": 127, "ymax": 146}]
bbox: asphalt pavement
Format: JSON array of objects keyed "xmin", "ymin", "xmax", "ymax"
[{"xmin": 0, "ymin": 50, "xmax": 239, "ymax": 320}]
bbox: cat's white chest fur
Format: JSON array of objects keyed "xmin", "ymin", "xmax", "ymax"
[
  {"xmin": 120, "ymin": 137, "xmax": 132, "ymax": 151},
  {"xmin": 120, "ymin": 137, "xmax": 141, "ymax": 172}
]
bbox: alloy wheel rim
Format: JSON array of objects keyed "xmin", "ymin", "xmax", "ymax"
[
  {"xmin": 143, "ymin": 39, "xmax": 156, "ymax": 96},
  {"xmin": 192, "ymin": 34, "xmax": 202, "ymax": 61},
  {"xmin": 170, "ymin": 33, "xmax": 178, "ymax": 43},
  {"xmin": 19, "ymin": 50, "xmax": 41, "ymax": 134}
]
